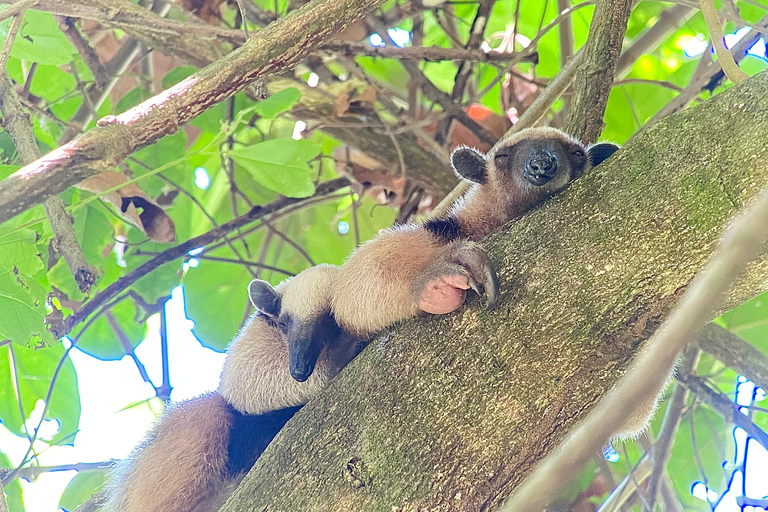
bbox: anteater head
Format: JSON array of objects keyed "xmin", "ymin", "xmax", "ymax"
[
  {"xmin": 451, "ymin": 127, "xmax": 619, "ymax": 206},
  {"xmin": 249, "ymin": 264, "xmax": 343, "ymax": 383}
]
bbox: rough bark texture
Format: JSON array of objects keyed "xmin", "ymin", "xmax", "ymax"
[
  {"xmin": 223, "ymin": 71, "xmax": 768, "ymax": 512},
  {"xmin": 0, "ymin": 0, "xmax": 384, "ymax": 224},
  {"xmin": 563, "ymin": 0, "xmax": 632, "ymax": 143}
]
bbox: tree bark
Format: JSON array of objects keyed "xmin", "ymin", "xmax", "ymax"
[{"xmin": 222, "ymin": 70, "xmax": 768, "ymax": 511}]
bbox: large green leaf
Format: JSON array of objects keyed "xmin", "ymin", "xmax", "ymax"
[
  {"xmin": 2, "ymin": 11, "xmax": 77, "ymax": 66},
  {"xmin": 0, "ymin": 229, "xmax": 43, "ymax": 276},
  {"xmin": 70, "ymin": 299, "xmax": 146, "ymax": 361},
  {"xmin": 183, "ymin": 261, "xmax": 251, "ymax": 351},
  {"xmin": 0, "ymin": 342, "xmax": 80, "ymax": 446},
  {"xmin": 0, "ymin": 265, "xmax": 52, "ymax": 346},
  {"xmin": 72, "ymin": 205, "xmax": 115, "ymax": 271},
  {"xmin": 252, "ymin": 87, "xmax": 301, "ymax": 118},
  {"xmin": 227, "ymin": 138, "xmax": 321, "ymax": 198}
]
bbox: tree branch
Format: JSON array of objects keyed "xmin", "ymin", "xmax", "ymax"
[
  {"xmin": 562, "ymin": 0, "xmax": 632, "ymax": 143},
  {"xmin": 700, "ymin": 0, "xmax": 749, "ymax": 85},
  {"xmin": 223, "ymin": 65, "xmax": 768, "ymax": 512},
  {"xmin": 679, "ymin": 373, "xmax": 768, "ymax": 450},
  {"xmin": 0, "ymin": 0, "xmax": 384, "ymax": 224},
  {"xmin": 696, "ymin": 323, "xmax": 768, "ymax": 393},
  {"xmin": 506, "ymin": 74, "xmax": 768, "ymax": 511}
]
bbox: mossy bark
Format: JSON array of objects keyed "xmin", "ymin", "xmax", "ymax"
[{"xmin": 222, "ymin": 70, "xmax": 768, "ymax": 512}]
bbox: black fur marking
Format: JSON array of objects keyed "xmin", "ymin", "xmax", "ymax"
[
  {"xmin": 451, "ymin": 146, "xmax": 487, "ymax": 184},
  {"xmin": 423, "ymin": 216, "xmax": 464, "ymax": 242},
  {"xmin": 225, "ymin": 404, "xmax": 303, "ymax": 476},
  {"xmin": 289, "ymin": 311, "xmax": 344, "ymax": 382},
  {"xmin": 587, "ymin": 143, "xmax": 620, "ymax": 168}
]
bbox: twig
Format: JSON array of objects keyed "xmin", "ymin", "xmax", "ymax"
[
  {"xmin": 646, "ymin": 347, "xmax": 700, "ymax": 509},
  {"xmin": 0, "ymin": 0, "xmax": 36, "ymax": 23},
  {"xmin": 0, "ymin": 479, "xmax": 8, "ymax": 512},
  {"xmin": 616, "ymin": 4, "xmax": 694, "ymax": 77},
  {"xmin": 679, "ymin": 373, "xmax": 768, "ymax": 451},
  {"xmin": 54, "ymin": 16, "xmax": 110, "ymax": 89},
  {"xmin": 0, "ymin": 73, "xmax": 97, "ymax": 292},
  {"xmin": 0, "ymin": 12, "xmax": 21, "ymax": 71},
  {"xmin": 158, "ymin": 305, "xmax": 171, "ymax": 402},
  {"xmin": 321, "ymin": 42, "xmax": 535, "ymax": 62},
  {"xmin": 105, "ymin": 310, "xmax": 156, "ymax": 390},
  {"xmin": 56, "ymin": 178, "xmax": 350, "ymax": 338},
  {"xmin": 4, "ymin": 343, "xmax": 74, "ymax": 484},
  {"xmin": 696, "ymin": 323, "xmax": 768, "ymax": 391},
  {"xmin": 501, "ymin": 146, "xmax": 768, "ymax": 512},
  {"xmin": 8, "ymin": 461, "xmax": 114, "ymax": 481},
  {"xmin": 699, "ymin": 0, "xmax": 749, "ymax": 85}
]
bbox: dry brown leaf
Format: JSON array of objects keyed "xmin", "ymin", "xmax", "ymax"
[
  {"xmin": 78, "ymin": 171, "xmax": 177, "ymax": 243},
  {"xmin": 333, "ymin": 86, "xmax": 377, "ymax": 118}
]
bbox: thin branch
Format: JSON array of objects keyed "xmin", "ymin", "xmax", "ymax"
[
  {"xmin": 616, "ymin": 4, "xmax": 694, "ymax": 77},
  {"xmin": 699, "ymin": 0, "xmax": 749, "ymax": 84},
  {"xmin": 9, "ymin": 461, "xmax": 114, "ymax": 480},
  {"xmin": 0, "ymin": 0, "xmax": 35, "ymax": 23},
  {"xmin": 54, "ymin": 16, "xmax": 110, "ymax": 89},
  {"xmin": 0, "ymin": 12, "xmax": 21, "ymax": 71},
  {"xmin": 696, "ymin": 323, "xmax": 768, "ymax": 392},
  {"xmin": 191, "ymin": 254, "xmax": 295, "ymax": 276},
  {"xmin": 158, "ymin": 304, "xmax": 171, "ymax": 403},
  {"xmin": 55, "ymin": 178, "xmax": 350, "ymax": 338},
  {"xmin": 646, "ymin": 347, "xmax": 700, "ymax": 509},
  {"xmin": 104, "ymin": 310, "xmax": 156, "ymax": 390},
  {"xmin": 502, "ymin": 139, "xmax": 768, "ymax": 511},
  {"xmin": 321, "ymin": 42, "xmax": 536, "ymax": 62}
]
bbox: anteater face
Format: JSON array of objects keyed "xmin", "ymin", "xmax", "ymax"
[
  {"xmin": 451, "ymin": 126, "xmax": 619, "ymax": 203},
  {"xmin": 489, "ymin": 130, "xmax": 589, "ymax": 192},
  {"xmin": 249, "ymin": 264, "xmax": 342, "ymax": 383}
]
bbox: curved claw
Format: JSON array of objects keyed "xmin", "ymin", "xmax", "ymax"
[
  {"xmin": 482, "ymin": 261, "xmax": 499, "ymax": 311},
  {"xmin": 454, "ymin": 242, "xmax": 500, "ymax": 311}
]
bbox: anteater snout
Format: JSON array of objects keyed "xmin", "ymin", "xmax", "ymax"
[{"xmin": 524, "ymin": 150, "xmax": 558, "ymax": 185}]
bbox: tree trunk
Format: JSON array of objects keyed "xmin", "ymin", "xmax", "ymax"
[{"xmin": 222, "ymin": 71, "xmax": 768, "ymax": 511}]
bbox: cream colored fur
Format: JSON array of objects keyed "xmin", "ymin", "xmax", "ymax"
[
  {"xmin": 220, "ymin": 264, "xmax": 348, "ymax": 414},
  {"xmin": 106, "ymin": 393, "xmax": 234, "ymax": 512}
]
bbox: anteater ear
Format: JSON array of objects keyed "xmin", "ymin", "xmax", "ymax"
[
  {"xmin": 248, "ymin": 280, "xmax": 281, "ymax": 318},
  {"xmin": 587, "ymin": 142, "xmax": 620, "ymax": 168},
  {"xmin": 451, "ymin": 146, "xmax": 488, "ymax": 184}
]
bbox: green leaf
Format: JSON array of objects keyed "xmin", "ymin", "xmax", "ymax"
[
  {"xmin": 1, "ymin": 11, "xmax": 77, "ymax": 66},
  {"xmin": 0, "ymin": 229, "xmax": 43, "ymax": 276},
  {"xmin": 59, "ymin": 469, "xmax": 108, "ymax": 511},
  {"xmin": 115, "ymin": 87, "xmax": 152, "ymax": 115},
  {"xmin": 70, "ymin": 299, "xmax": 146, "ymax": 361},
  {"xmin": 162, "ymin": 65, "xmax": 197, "ymax": 89},
  {"xmin": 0, "ymin": 265, "xmax": 52, "ymax": 346},
  {"xmin": 183, "ymin": 261, "xmax": 251, "ymax": 351},
  {"xmin": 0, "ymin": 450, "xmax": 24, "ymax": 512},
  {"xmin": 227, "ymin": 138, "xmax": 321, "ymax": 197},
  {"xmin": 72, "ymin": 205, "xmax": 115, "ymax": 269},
  {"xmin": 0, "ymin": 342, "xmax": 80, "ymax": 446},
  {"xmin": 252, "ymin": 88, "xmax": 301, "ymax": 118}
]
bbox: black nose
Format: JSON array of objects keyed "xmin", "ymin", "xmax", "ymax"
[
  {"xmin": 524, "ymin": 151, "xmax": 558, "ymax": 185},
  {"xmin": 290, "ymin": 365, "xmax": 312, "ymax": 382}
]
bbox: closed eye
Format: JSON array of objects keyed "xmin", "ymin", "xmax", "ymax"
[{"xmin": 571, "ymin": 149, "xmax": 585, "ymax": 157}]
